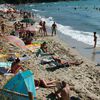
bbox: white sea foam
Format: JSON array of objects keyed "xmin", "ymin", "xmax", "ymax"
[
  {"xmin": 0, "ymin": 4, "xmax": 7, "ymax": 10},
  {"xmin": 42, "ymin": 3, "xmax": 46, "ymax": 5},
  {"xmin": 32, "ymin": 9, "xmax": 40, "ymax": 12},
  {"xmin": 29, "ymin": 4, "xmax": 35, "ymax": 7},
  {"xmin": 38, "ymin": 16, "xmax": 100, "ymax": 47}
]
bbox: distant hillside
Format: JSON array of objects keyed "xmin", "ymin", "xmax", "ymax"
[{"xmin": 0, "ymin": 0, "xmax": 79, "ymax": 4}]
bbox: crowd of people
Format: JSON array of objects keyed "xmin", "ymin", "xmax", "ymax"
[
  {"xmin": 0, "ymin": 6, "xmax": 95, "ymax": 100},
  {"xmin": 39, "ymin": 20, "xmax": 57, "ymax": 36},
  {"xmin": 7, "ymin": 56, "xmax": 80, "ymax": 100}
]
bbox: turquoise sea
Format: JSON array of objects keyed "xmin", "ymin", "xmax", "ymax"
[
  {"xmin": 16, "ymin": 0, "xmax": 100, "ymax": 63},
  {"xmin": 16, "ymin": 0, "xmax": 100, "ymax": 46}
]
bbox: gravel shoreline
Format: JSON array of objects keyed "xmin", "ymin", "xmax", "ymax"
[{"xmin": 0, "ymin": 6, "xmax": 100, "ymax": 100}]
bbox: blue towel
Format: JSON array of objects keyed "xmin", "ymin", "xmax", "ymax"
[{"xmin": 0, "ymin": 62, "xmax": 12, "ymax": 68}]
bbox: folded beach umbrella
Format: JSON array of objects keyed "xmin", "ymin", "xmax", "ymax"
[
  {"xmin": 4, "ymin": 35, "xmax": 26, "ymax": 50},
  {"xmin": 20, "ymin": 18, "xmax": 35, "ymax": 24},
  {"xmin": 1, "ymin": 70, "xmax": 36, "ymax": 100}
]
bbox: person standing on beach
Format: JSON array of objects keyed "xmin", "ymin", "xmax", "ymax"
[
  {"xmin": 42, "ymin": 21, "xmax": 47, "ymax": 36},
  {"xmin": 0, "ymin": 21, "xmax": 6, "ymax": 35},
  {"xmin": 39, "ymin": 20, "xmax": 43, "ymax": 35},
  {"xmin": 51, "ymin": 22, "xmax": 57, "ymax": 36},
  {"xmin": 93, "ymin": 32, "xmax": 97, "ymax": 48}
]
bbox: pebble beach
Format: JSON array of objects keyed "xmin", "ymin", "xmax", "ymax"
[{"xmin": 0, "ymin": 4, "xmax": 100, "ymax": 100}]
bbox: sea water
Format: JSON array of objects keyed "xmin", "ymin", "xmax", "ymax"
[
  {"xmin": 16, "ymin": 0, "xmax": 100, "ymax": 63},
  {"xmin": 16, "ymin": 0, "xmax": 100, "ymax": 47}
]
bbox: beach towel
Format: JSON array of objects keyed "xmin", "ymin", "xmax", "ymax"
[
  {"xmin": 0, "ymin": 54, "xmax": 8, "ymax": 58},
  {"xmin": 0, "ymin": 62, "xmax": 12, "ymax": 68},
  {"xmin": 0, "ymin": 67, "xmax": 10, "ymax": 74},
  {"xmin": 25, "ymin": 43, "xmax": 40, "ymax": 52},
  {"xmin": 41, "ymin": 58, "xmax": 54, "ymax": 64},
  {"xmin": 40, "ymin": 57, "xmax": 69, "ymax": 68},
  {"xmin": 19, "ymin": 56, "xmax": 31, "ymax": 62}
]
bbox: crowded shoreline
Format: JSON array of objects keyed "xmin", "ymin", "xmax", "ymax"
[{"xmin": 0, "ymin": 4, "xmax": 100, "ymax": 100}]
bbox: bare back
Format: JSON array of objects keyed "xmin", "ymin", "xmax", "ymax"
[{"xmin": 60, "ymin": 86, "xmax": 70, "ymax": 100}]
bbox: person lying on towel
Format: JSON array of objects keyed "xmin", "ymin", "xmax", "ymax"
[
  {"xmin": 35, "ymin": 78, "xmax": 57, "ymax": 88},
  {"xmin": 51, "ymin": 56, "xmax": 83, "ymax": 67},
  {"xmin": 41, "ymin": 56, "xmax": 83, "ymax": 67},
  {"xmin": 36, "ymin": 42, "xmax": 83, "ymax": 67}
]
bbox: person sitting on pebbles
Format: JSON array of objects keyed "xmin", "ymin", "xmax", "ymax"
[
  {"xmin": 54, "ymin": 81, "xmax": 80, "ymax": 100},
  {"xmin": 54, "ymin": 81, "xmax": 70, "ymax": 100},
  {"xmin": 36, "ymin": 41, "xmax": 54, "ymax": 57},
  {"xmin": 11, "ymin": 58, "xmax": 24, "ymax": 74}
]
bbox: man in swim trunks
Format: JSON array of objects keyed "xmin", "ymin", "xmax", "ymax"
[{"xmin": 51, "ymin": 22, "xmax": 57, "ymax": 36}]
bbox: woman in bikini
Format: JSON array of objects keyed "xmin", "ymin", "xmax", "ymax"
[{"xmin": 35, "ymin": 79, "xmax": 57, "ymax": 88}]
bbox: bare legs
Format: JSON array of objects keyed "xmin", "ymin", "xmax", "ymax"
[{"xmin": 40, "ymin": 79, "xmax": 57, "ymax": 88}]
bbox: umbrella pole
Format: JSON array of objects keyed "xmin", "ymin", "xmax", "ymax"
[
  {"xmin": 26, "ymin": 23, "xmax": 28, "ymax": 27},
  {"xmin": 28, "ymin": 91, "xmax": 33, "ymax": 100}
]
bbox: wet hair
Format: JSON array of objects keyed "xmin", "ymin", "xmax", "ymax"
[{"xmin": 94, "ymin": 32, "xmax": 96, "ymax": 34}]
